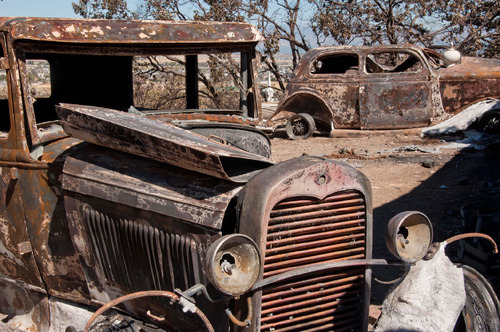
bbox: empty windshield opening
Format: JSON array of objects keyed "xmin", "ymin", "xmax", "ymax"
[
  {"xmin": 25, "ymin": 52, "xmax": 133, "ymax": 125},
  {"xmin": 23, "ymin": 49, "xmax": 255, "ymax": 130}
]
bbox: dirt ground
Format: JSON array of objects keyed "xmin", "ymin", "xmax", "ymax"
[{"xmin": 269, "ymin": 128, "xmax": 500, "ymax": 304}]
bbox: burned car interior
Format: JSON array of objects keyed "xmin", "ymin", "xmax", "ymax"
[
  {"xmin": 312, "ymin": 54, "xmax": 359, "ymax": 74},
  {"xmin": 365, "ymin": 52, "xmax": 424, "ymax": 74}
]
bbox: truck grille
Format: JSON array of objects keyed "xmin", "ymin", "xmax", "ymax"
[
  {"xmin": 260, "ymin": 190, "xmax": 367, "ymax": 332},
  {"xmin": 82, "ymin": 205, "xmax": 200, "ymax": 293}
]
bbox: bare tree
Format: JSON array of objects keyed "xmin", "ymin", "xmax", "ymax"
[
  {"xmin": 72, "ymin": 0, "xmax": 131, "ymax": 19},
  {"xmin": 435, "ymin": 0, "xmax": 499, "ymax": 57},
  {"xmin": 310, "ymin": 0, "xmax": 499, "ymax": 57},
  {"xmin": 241, "ymin": 0, "xmax": 315, "ymax": 90}
]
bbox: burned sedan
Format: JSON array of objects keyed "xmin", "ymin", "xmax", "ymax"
[{"xmin": 268, "ymin": 45, "xmax": 500, "ymax": 139}]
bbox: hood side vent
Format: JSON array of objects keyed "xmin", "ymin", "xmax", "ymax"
[{"xmin": 83, "ymin": 205, "xmax": 200, "ymax": 293}]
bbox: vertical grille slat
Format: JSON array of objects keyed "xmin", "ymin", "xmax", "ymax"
[
  {"xmin": 108, "ymin": 216, "xmax": 127, "ymax": 286},
  {"xmin": 118, "ymin": 219, "xmax": 134, "ymax": 289},
  {"xmin": 261, "ymin": 190, "xmax": 367, "ymax": 332},
  {"xmin": 81, "ymin": 205, "xmax": 200, "ymax": 294}
]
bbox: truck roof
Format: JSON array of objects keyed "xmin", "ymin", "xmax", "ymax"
[{"xmin": 0, "ymin": 17, "xmax": 262, "ymax": 46}]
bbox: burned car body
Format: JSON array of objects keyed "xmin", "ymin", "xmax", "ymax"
[
  {"xmin": 269, "ymin": 45, "xmax": 500, "ymax": 139},
  {"xmin": 0, "ymin": 17, "xmax": 373, "ymax": 331}
]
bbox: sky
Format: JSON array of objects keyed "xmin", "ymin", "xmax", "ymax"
[{"xmin": 0, "ymin": 0, "xmax": 139, "ymax": 18}]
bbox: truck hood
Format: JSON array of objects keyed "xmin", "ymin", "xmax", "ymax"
[{"xmin": 56, "ymin": 103, "xmax": 273, "ymax": 183}]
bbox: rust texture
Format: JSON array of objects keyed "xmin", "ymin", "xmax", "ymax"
[
  {"xmin": 151, "ymin": 112, "xmax": 258, "ymax": 125},
  {"xmin": 0, "ymin": 17, "xmax": 262, "ymax": 45},
  {"xmin": 270, "ymin": 45, "xmax": 500, "ymax": 132}
]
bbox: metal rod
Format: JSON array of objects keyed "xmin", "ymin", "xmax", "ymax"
[{"xmin": 83, "ymin": 290, "xmax": 214, "ymax": 332}]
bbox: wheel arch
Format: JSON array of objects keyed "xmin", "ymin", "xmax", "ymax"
[
  {"xmin": 273, "ymin": 91, "xmax": 334, "ymax": 131},
  {"xmin": 478, "ymin": 108, "xmax": 500, "ymax": 134}
]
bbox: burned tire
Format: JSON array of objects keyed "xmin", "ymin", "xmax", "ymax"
[
  {"xmin": 454, "ymin": 265, "xmax": 500, "ymax": 332},
  {"xmin": 285, "ymin": 113, "xmax": 315, "ymax": 140},
  {"xmin": 478, "ymin": 110, "xmax": 500, "ymax": 135}
]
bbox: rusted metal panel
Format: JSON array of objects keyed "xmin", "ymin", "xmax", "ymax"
[
  {"xmin": 440, "ymin": 57, "xmax": 500, "ymax": 80},
  {"xmin": 56, "ymin": 103, "xmax": 273, "ymax": 183},
  {"xmin": 237, "ymin": 156, "xmax": 373, "ymax": 331},
  {"xmin": 0, "ymin": 165, "xmax": 45, "ymax": 288},
  {"xmin": 439, "ymin": 57, "xmax": 500, "ymax": 114},
  {"xmin": 359, "ymin": 80, "xmax": 433, "ymax": 129},
  {"xmin": 275, "ymin": 85, "xmax": 359, "ymax": 129},
  {"xmin": 0, "ymin": 29, "xmax": 47, "ymax": 299},
  {"xmin": 0, "ymin": 17, "xmax": 262, "ymax": 46},
  {"xmin": 62, "ymin": 144, "xmax": 243, "ymax": 229},
  {"xmin": 19, "ymin": 138, "xmax": 90, "ymax": 302}
]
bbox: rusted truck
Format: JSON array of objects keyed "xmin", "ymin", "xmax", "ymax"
[
  {"xmin": 0, "ymin": 16, "xmax": 374, "ymax": 331},
  {"xmin": 268, "ymin": 45, "xmax": 500, "ymax": 139},
  {"xmin": 0, "ymin": 17, "xmax": 499, "ymax": 332}
]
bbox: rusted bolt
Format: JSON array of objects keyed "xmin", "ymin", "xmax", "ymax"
[
  {"xmin": 220, "ymin": 253, "xmax": 236, "ymax": 275},
  {"xmin": 397, "ymin": 234, "xmax": 409, "ymax": 247}
]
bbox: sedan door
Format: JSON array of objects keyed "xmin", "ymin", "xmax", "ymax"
[
  {"xmin": 306, "ymin": 52, "xmax": 362, "ymax": 129},
  {"xmin": 359, "ymin": 49, "xmax": 434, "ymax": 129}
]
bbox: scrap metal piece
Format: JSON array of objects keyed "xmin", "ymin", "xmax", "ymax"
[{"xmin": 56, "ymin": 103, "xmax": 273, "ymax": 183}]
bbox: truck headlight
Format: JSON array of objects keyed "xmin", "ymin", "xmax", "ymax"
[
  {"xmin": 205, "ymin": 234, "xmax": 261, "ymax": 296},
  {"xmin": 385, "ymin": 211, "xmax": 433, "ymax": 263}
]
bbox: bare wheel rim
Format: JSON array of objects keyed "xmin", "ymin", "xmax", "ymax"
[{"xmin": 285, "ymin": 113, "xmax": 315, "ymax": 140}]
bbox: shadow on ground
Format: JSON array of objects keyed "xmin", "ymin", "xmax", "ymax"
[{"xmin": 370, "ymin": 137, "xmax": 500, "ymax": 305}]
